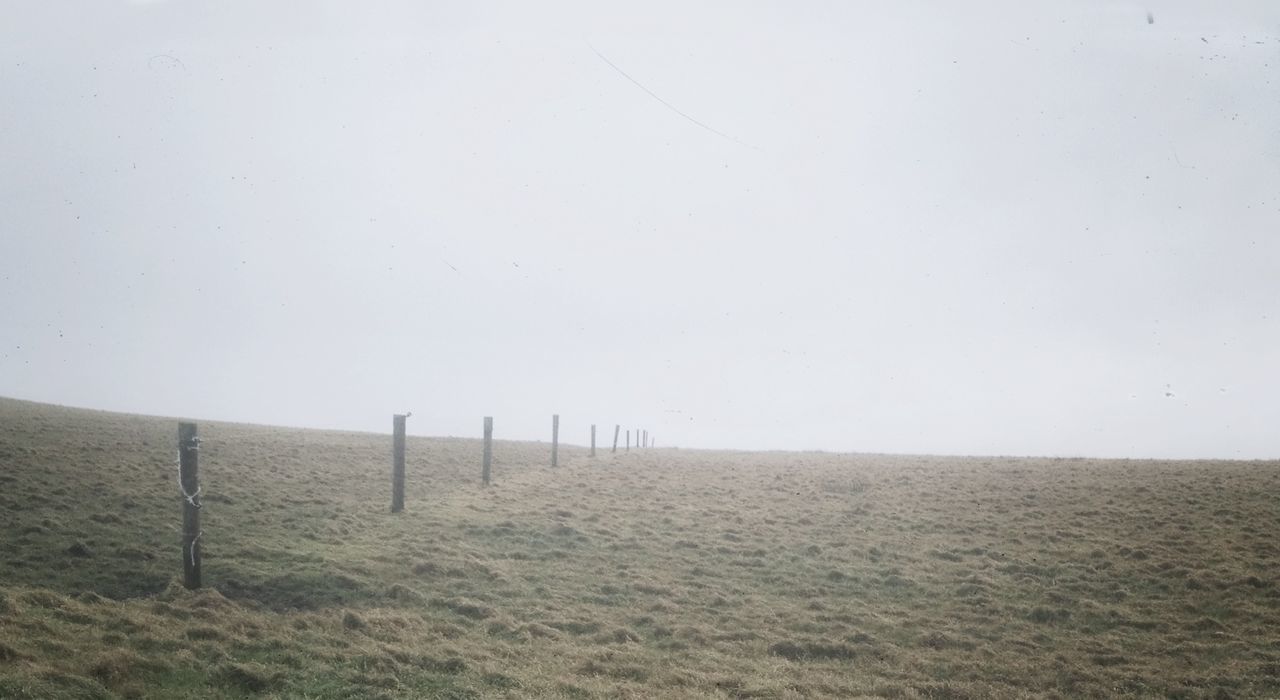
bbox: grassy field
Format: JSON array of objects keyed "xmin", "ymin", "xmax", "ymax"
[{"xmin": 0, "ymin": 396, "xmax": 1277, "ymax": 698}]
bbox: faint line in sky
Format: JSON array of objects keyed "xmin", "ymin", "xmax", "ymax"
[
  {"xmin": 587, "ymin": 41, "xmax": 756, "ymax": 150},
  {"xmin": 1167, "ymin": 142, "xmax": 1194, "ymax": 169}
]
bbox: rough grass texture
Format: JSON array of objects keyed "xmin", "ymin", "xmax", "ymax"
[{"xmin": 0, "ymin": 396, "xmax": 1278, "ymax": 698}]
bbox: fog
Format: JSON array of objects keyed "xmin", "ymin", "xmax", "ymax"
[{"xmin": 2, "ymin": 1, "xmax": 1277, "ymax": 458}]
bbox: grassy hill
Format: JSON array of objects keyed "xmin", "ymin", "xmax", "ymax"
[{"xmin": 0, "ymin": 396, "xmax": 1277, "ymax": 698}]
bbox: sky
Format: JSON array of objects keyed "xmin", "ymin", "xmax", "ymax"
[{"xmin": 2, "ymin": 1, "xmax": 1278, "ymax": 459}]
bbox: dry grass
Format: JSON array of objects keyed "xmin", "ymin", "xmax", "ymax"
[{"xmin": 1, "ymin": 396, "xmax": 1278, "ymax": 698}]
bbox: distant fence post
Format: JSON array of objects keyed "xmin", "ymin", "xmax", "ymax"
[
  {"xmin": 178, "ymin": 422, "xmax": 202, "ymax": 590},
  {"xmin": 626, "ymin": 430, "xmax": 630, "ymax": 452},
  {"xmin": 643, "ymin": 430, "xmax": 648, "ymax": 448},
  {"xmin": 551, "ymin": 414, "xmax": 560, "ymax": 467},
  {"xmin": 612, "ymin": 425, "xmax": 620, "ymax": 454},
  {"xmin": 391, "ymin": 414, "xmax": 407, "ymax": 513},
  {"xmin": 590, "ymin": 424, "xmax": 596, "ymax": 457},
  {"xmin": 482, "ymin": 417, "xmax": 493, "ymax": 485}
]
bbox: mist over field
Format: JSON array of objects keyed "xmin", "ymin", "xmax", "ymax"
[
  {"xmin": 1, "ymin": 1, "xmax": 1277, "ymax": 459},
  {"xmin": 2, "ymin": 4, "xmax": 1280, "ymax": 698}
]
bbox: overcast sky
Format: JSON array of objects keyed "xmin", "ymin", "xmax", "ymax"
[{"xmin": 2, "ymin": 1, "xmax": 1277, "ymax": 459}]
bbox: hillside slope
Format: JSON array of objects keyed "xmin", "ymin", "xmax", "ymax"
[{"xmin": 1, "ymin": 397, "xmax": 1278, "ymax": 698}]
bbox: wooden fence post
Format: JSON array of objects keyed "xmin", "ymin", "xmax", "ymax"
[
  {"xmin": 551, "ymin": 414, "xmax": 560, "ymax": 467},
  {"xmin": 643, "ymin": 430, "xmax": 648, "ymax": 448},
  {"xmin": 391, "ymin": 414, "xmax": 407, "ymax": 513},
  {"xmin": 626, "ymin": 430, "xmax": 630, "ymax": 452},
  {"xmin": 178, "ymin": 422, "xmax": 202, "ymax": 590},
  {"xmin": 612, "ymin": 425, "xmax": 620, "ymax": 454},
  {"xmin": 590, "ymin": 424, "xmax": 596, "ymax": 457},
  {"xmin": 482, "ymin": 417, "xmax": 493, "ymax": 485}
]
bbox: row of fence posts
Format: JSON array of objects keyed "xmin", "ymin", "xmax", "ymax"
[
  {"xmin": 390, "ymin": 414, "xmax": 654, "ymax": 512},
  {"xmin": 174, "ymin": 415, "xmax": 655, "ymax": 589}
]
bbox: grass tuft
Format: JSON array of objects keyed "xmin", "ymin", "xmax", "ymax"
[
  {"xmin": 768, "ymin": 640, "xmax": 857, "ymax": 661},
  {"xmin": 341, "ymin": 610, "xmax": 367, "ymax": 631},
  {"xmin": 214, "ymin": 661, "xmax": 283, "ymax": 693},
  {"xmin": 433, "ymin": 598, "xmax": 494, "ymax": 620},
  {"xmin": 0, "ymin": 642, "xmax": 23, "ymax": 663},
  {"xmin": 87, "ymin": 648, "xmax": 149, "ymax": 687},
  {"xmin": 385, "ymin": 583, "xmax": 426, "ymax": 603},
  {"xmin": 185, "ymin": 626, "xmax": 227, "ymax": 642}
]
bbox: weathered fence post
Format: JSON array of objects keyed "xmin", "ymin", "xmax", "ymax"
[
  {"xmin": 612, "ymin": 425, "xmax": 620, "ymax": 453},
  {"xmin": 590, "ymin": 424, "xmax": 596, "ymax": 457},
  {"xmin": 178, "ymin": 421, "xmax": 202, "ymax": 590},
  {"xmin": 391, "ymin": 414, "xmax": 407, "ymax": 513},
  {"xmin": 626, "ymin": 430, "xmax": 630, "ymax": 452},
  {"xmin": 482, "ymin": 417, "xmax": 493, "ymax": 485},
  {"xmin": 643, "ymin": 430, "xmax": 648, "ymax": 448},
  {"xmin": 551, "ymin": 414, "xmax": 560, "ymax": 467}
]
